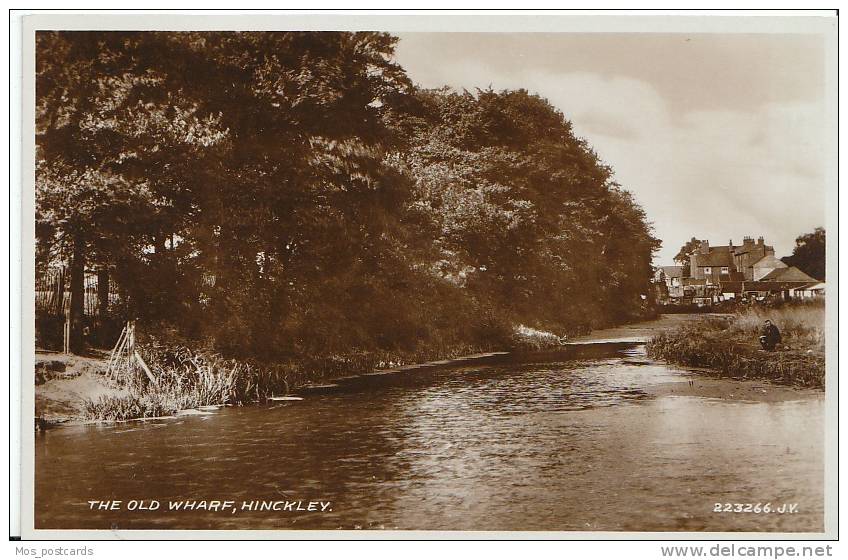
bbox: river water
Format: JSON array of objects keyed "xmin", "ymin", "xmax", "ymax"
[{"xmin": 35, "ymin": 343, "xmax": 823, "ymax": 532}]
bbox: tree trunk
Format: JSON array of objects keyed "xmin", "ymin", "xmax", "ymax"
[
  {"xmin": 68, "ymin": 235, "xmax": 86, "ymax": 353},
  {"xmin": 55, "ymin": 266, "xmax": 66, "ymax": 316},
  {"xmin": 154, "ymin": 233, "xmax": 166, "ymax": 255},
  {"xmin": 97, "ymin": 269, "xmax": 110, "ymax": 319}
]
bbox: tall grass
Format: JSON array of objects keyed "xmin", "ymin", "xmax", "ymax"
[
  {"xmin": 82, "ymin": 340, "xmax": 496, "ymax": 421},
  {"xmin": 728, "ymin": 304, "xmax": 824, "ymax": 351},
  {"xmin": 83, "ymin": 348, "xmax": 291, "ymax": 421},
  {"xmin": 646, "ymin": 301, "xmax": 825, "ymax": 389}
]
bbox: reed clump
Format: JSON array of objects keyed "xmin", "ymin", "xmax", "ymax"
[
  {"xmin": 646, "ymin": 302, "xmax": 825, "ymax": 389},
  {"xmin": 82, "ymin": 341, "xmax": 494, "ymax": 421},
  {"xmin": 83, "ymin": 346, "xmax": 290, "ymax": 421}
]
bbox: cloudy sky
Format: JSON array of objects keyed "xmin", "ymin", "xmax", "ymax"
[{"xmin": 393, "ymin": 33, "xmax": 828, "ymax": 264}]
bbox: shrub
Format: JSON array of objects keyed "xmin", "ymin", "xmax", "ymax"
[
  {"xmin": 646, "ymin": 301, "xmax": 825, "ymax": 389},
  {"xmin": 511, "ymin": 324, "xmax": 566, "ymax": 350}
]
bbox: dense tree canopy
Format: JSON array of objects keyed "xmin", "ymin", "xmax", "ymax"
[
  {"xmin": 36, "ymin": 31, "xmax": 658, "ymax": 358},
  {"xmin": 783, "ymin": 227, "xmax": 826, "ymax": 281},
  {"xmin": 392, "ymin": 88, "xmax": 658, "ymax": 330}
]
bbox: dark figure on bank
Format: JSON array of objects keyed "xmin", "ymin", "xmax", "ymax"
[{"xmin": 759, "ymin": 320, "xmax": 781, "ymax": 351}]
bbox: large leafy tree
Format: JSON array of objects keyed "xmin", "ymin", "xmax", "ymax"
[
  {"xmin": 393, "ymin": 87, "xmax": 659, "ymax": 331},
  {"xmin": 36, "ymin": 32, "xmax": 658, "ymax": 358},
  {"xmin": 36, "ymin": 32, "xmax": 227, "ymax": 350},
  {"xmin": 36, "ymin": 31, "xmax": 419, "ymax": 355},
  {"xmin": 153, "ymin": 32, "xmax": 418, "ymax": 356},
  {"xmin": 783, "ymin": 227, "xmax": 826, "ymax": 281}
]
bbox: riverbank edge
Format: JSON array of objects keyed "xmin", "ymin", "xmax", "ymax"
[
  {"xmin": 38, "ymin": 313, "xmax": 649, "ymax": 427},
  {"xmin": 34, "ymin": 343, "xmax": 495, "ymax": 427},
  {"xmin": 38, "ymin": 348, "xmax": 529, "ymax": 429},
  {"xmin": 37, "ymin": 314, "xmax": 789, "ymax": 428},
  {"xmin": 39, "ymin": 337, "xmax": 652, "ymax": 429},
  {"xmin": 646, "ymin": 331, "xmax": 825, "ymax": 390}
]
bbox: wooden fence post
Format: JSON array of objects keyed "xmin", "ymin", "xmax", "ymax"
[
  {"xmin": 63, "ymin": 316, "xmax": 70, "ymax": 355},
  {"xmin": 106, "ymin": 320, "xmax": 157, "ymax": 385}
]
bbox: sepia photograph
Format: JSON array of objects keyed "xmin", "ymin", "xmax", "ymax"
[{"xmin": 15, "ymin": 11, "xmax": 837, "ymax": 539}]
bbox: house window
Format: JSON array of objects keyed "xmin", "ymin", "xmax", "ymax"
[
  {"xmin": 721, "ymin": 267, "xmax": 729, "ymax": 274},
  {"xmin": 703, "ymin": 267, "xmax": 712, "ymax": 275}
]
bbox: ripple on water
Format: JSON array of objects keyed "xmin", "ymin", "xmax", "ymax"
[{"xmin": 34, "ymin": 353, "xmax": 823, "ymax": 532}]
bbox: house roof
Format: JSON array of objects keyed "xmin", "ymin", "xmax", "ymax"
[
  {"xmin": 761, "ymin": 266, "xmax": 819, "ymax": 283},
  {"xmin": 804, "ymin": 282, "xmax": 826, "ymax": 291},
  {"xmin": 741, "ymin": 281, "xmax": 817, "ymax": 291},
  {"xmin": 752, "ymin": 255, "xmax": 788, "ymax": 269},
  {"xmin": 733, "ymin": 244, "xmax": 774, "ymax": 256},
  {"xmin": 691, "ymin": 248, "xmax": 735, "ymax": 267},
  {"xmin": 686, "ymin": 239, "xmax": 776, "ymax": 266},
  {"xmin": 659, "ymin": 265, "xmax": 684, "ymax": 278}
]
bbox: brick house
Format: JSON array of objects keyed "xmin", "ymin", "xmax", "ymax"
[
  {"xmin": 732, "ymin": 236, "xmax": 777, "ymax": 280},
  {"xmin": 660, "ymin": 237, "xmax": 818, "ymax": 302},
  {"xmin": 688, "ymin": 240, "xmax": 735, "ymax": 284},
  {"xmin": 657, "ymin": 235, "xmax": 821, "ymax": 305},
  {"xmin": 654, "ymin": 265, "xmax": 685, "ymax": 298},
  {"xmin": 686, "ymin": 236, "xmax": 781, "ymax": 282}
]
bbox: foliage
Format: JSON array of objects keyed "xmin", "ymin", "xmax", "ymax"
[
  {"xmin": 673, "ymin": 238, "xmax": 701, "ymax": 271},
  {"xmin": 646, "ymin": 302, "xmax": 825, "ymax": 388},
  {"xmin": 392, "ymin": 87, "xmax": 659, "ymax": 333},
  {"xmin": 81, "ymin": 335, "xmax": 499, "ymax": 421},
  {"xmin": 782, "ymin": 227, "xmax": 825, "ymax": 281},
  {"xmin": 37, "ymin": 32, "xmax": 659, "ymax": 366}
]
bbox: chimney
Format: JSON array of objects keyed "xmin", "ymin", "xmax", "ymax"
[
  {"xmin": 728, "ymin": 239, "xmax": 733, "ymax": 250},
  {"xmin": 743, "ymin": 236, "xmax": 754, "ymax": 247},
  {"xmin": 757, "ymin": 236, "xmax": 764, "ymax": 246},
  {"xmin": 699, "ymin": 240, "xmax": 710, "ymax": 254}
]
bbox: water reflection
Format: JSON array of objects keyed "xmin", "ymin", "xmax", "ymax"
[{"xmin": 35, "ymin": 346, "xmax": 823, "ymax": 532}]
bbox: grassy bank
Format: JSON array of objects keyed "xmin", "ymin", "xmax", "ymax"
[
  {"xmin": 646, "ymin": 303, "xmax": 825, "ymax": 389},
  {"xmin": 78, "ymin": 307, "xmax": 597, "ymax": 423},
  {"xmin": 80, "ymin": 321, "xmax": 582, "ymax": 422},
  {"xmin": 81, "ymin": 341, "xmax": 504, "ymax": 421}
]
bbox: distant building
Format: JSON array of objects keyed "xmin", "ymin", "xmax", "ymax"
[
  {"xmin": 689, "ymin": 237, "xmax": 777, "ymax": 283},
  {"xmin": 795, "ymin": 282, "xmax": 826, "ymax": 299},
  {"xmin": 654, "ymin": 265, "xmax": 685, "ymax": 298},
  {"xmin": 751, "ymin": 254, "xmax": 787, "ymax": 280},
  {"xmin": 732, "ymin": 236, "xmax": 777, "ymax": 280},
  {"xmin": 688, "ymin": 240, "xmax": 735, "ymax": 284},
  {"xmin": 656, "ymin": 235, "xmax": 823, "ymax": 305},
  {"xmin": 759, "ymin": 266, "xmax": 818, "ymax": 284}
]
